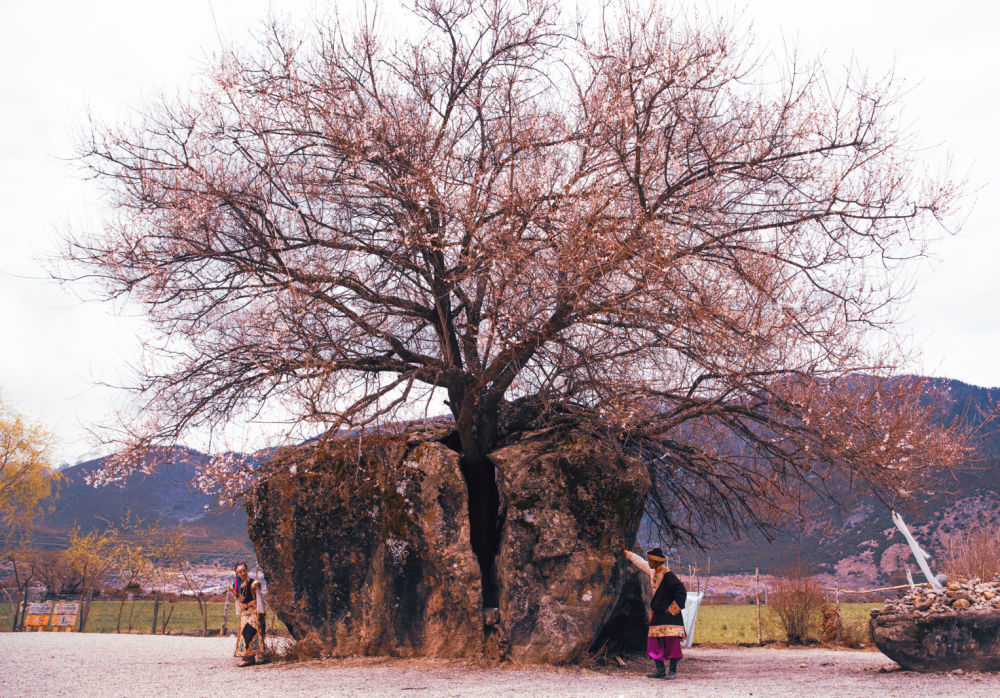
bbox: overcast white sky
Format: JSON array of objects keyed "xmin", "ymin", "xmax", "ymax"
[{"xmin": 1, "ymin": 0, "xmax": 998, "ymax": 464}]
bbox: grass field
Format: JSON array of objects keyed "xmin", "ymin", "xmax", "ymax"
[
  {"xmin": 3, "ymin": 601, "xmax": 878, "ymax": 643},
  {"xmin": 0, "ymin": 599, "xmax": 286, "ymax": 635},
  {"xmin": 693, "ymin": 603, "xmax": 879, "ymax": 644}
]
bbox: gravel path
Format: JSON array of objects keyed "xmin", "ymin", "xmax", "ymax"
[{"xmin": 2, "ymin": 634, "xmax": 998, "ymax": 697}]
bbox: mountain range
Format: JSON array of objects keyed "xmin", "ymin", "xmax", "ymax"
[
  {"xmin": 38, "ymin": 377, "xmax": 999, "ymax": 582},
  {"xmin": 38, "ymin": 447, "xmax": 253, "ymax": 561},
  {"xmin": 674, "ymin": 378, "xmax": 1000, "ymax": 585}
]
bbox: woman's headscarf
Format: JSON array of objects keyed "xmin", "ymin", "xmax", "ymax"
[{"xmin": 233, "ymin": 562, "xmax": 249, "ymax": 597}]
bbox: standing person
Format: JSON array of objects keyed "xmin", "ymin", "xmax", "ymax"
[
  {"xmin": 232, "ymin": 562, "xmax": 266, "ymax": 666},
  {"xmin": 621, "ymin": 542, "xmax": 687, "ymax": 680}
]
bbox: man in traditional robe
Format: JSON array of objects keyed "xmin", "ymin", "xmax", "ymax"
[{"xmin": 622, "ymin": 542, "xmax": 687, "ymax": 679}]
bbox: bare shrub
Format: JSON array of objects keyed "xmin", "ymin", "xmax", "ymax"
[
  {"xmin": 837, "ymin": 618, "xmax": 870, "ymax": 648},
  {"xmin": 272, "ymin": 632, "xmax": 327, "ymax": 663},
  {"xmin": 765, "ymin": 563, "xmax": 824, "ymax": 644},
  {"xmin": 939, "ymin": 525, "xmax": 1000, "ymax": 582}
]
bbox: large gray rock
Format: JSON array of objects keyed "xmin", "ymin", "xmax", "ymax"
[
  {"xmin": 246, "ymin": 422, "xmax": 651, "ymax": 663},
  {"xmin": 246, "ymin": 434, "xmax": 483, "ymax": 657},
  {"xmin": 870, "ymin": 609, "xmax": 1000, "ymax": 672},
  {"xmin": 490, "ymin": 427, "xmax": 651, "ymax": 663}
]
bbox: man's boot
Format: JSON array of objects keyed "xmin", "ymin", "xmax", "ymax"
[
  {"xmin": 665, "ymin": 658, "xmax": 678, "ymax": 679},
  {"xmin": 647, "ymin": 659, "xmax": 666, "ymax": 678}
]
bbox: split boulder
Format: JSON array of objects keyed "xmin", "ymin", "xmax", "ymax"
[{"xmin": 245, "ymin": 433, "xmax": 483, "ymax": 657}]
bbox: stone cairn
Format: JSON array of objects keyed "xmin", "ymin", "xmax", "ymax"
[
  {"xmin": 870, "ymin": 576, "xmax": 1000, "ymax": 619},
  {"xmin": 869, "ymin": 575, "xmax": 1000, "ymax": 672}
]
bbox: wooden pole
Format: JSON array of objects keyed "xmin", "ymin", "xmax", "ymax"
[
  {"xmin": 755, "ymin": 567, "xmax": 762, "ymax": 646},
  {"xmin": 151, "ymin": 591, "xmax": 160, "ymax": 635},
  {"xmin": 835, "ymin": 580, "xmax": 840, "ymax": 614},
  {"xmin": 220, "ymin": 593, "xmax": 231, "ymax": 636}
]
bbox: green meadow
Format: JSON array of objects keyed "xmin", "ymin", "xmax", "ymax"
[
  {"xmin": 0, "ymin": 599, "xmax": 286, "ymax": 635},
  {"xmin": 692, "ymin": 603, "xmax": 879, "ymax": 644},
  {"xmin": 3, "ymin": 601, "xmax": 878, "ymax": 643}
]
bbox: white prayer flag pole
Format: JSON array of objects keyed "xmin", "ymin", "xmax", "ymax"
[{"xmin": 892, "ymin": 511, "xmax": 945, "ymax": 591}]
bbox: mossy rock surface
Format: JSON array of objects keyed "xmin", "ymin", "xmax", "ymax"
[
  {"xmin": 246, "ymin": 435, "xmax": 482, "ymax": 658},
  {"xmin": 246, "ymin": 422, "xmax": 651, "ymax": 663},
  {"xmin": 490, "ymin": 428, "xmax": 650, "ymax": 663}
]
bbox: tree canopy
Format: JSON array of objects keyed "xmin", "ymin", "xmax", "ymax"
[
  {"xmin": 0, "ymin": 395, "xmax": 58, "ymax": 555},
  {"xmin": 66, "ymin": 0, "xmax": 974, "ymax": 555}
]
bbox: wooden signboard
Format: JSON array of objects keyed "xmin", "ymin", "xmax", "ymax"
[
  {"xmin": 50, "ymin": 602, "xmax": 80, "ymax": 632},
  {"xmin": 24, "ymin": 602, "xmax": 53, "ymax": 631}
]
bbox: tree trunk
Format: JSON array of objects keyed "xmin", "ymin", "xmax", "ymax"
[
  {"xmin": 116, "ymin": 590, "xmax": 128, "ymax": 633},
  {"xmin": 9, "ymin": 558, "xmax": 26, "ymax": 632},
  {"xmin": 127, "ymin": 595, "xmax": 138, "ymax": 631},
  {"xmin": 455, "ymin": 402, "xmax": 502, "ymax": 608},
  {"xmin": 161, "ymin": 604, "xmax": 174, "ymax": 634},
  {"xmin": 77, "ymin": 567, "xmax": 90, "ymax": 632},
  {"xmin": 79, "ymin": 588, "xmax": 92, "ymax": 632},
  {"xmin": 12, "ymin": 587, "xmax": 24, "ymax": 632},
  {"xmin": 200, "ymin": 596, "xmax": 208, "ymax": 637}
]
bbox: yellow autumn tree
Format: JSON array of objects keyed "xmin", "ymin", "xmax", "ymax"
[
  {"xmin": 0, "ymin": 396, "xmax": 58, "ymax": 550},
  {"xmin": 1, "ymin": 394, "xmax": 59, "ymax": 628}
]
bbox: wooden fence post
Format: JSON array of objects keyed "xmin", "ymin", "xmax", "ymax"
[
  {"xmin": 755, "ymin": 567, "xmax": 762, "ymax": 646},
  {"xmin": 82, "ymin": 589, "xmax": 91, "ymax": 632},
  {"xmin": 151, "ymin": 591, "xmax": 160, "ymax": 635},
  {"xmin": 220, "ymin": 593, "xmax": 230, "ymax": 636}
]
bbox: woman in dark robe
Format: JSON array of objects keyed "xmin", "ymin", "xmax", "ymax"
[
  {"xmin": 232, "ymin": 562, "xmax": 266, "ymax": 666},
  {"xmin": 623, "ymin": 544, "xmax": 687, "ymax": 679}
]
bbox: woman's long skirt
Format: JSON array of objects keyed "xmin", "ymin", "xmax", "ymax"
[{"xmin": 235, "ymin": 605, "xmax": 264, "ymax": 657}]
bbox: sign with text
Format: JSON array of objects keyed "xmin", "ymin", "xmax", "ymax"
[
  {"xmin": 51, "ymin": 602, "xmax": 80, "ymax": 629},
  {"xmin": 24, "ymin": 602, "xmax": 53, "ymax": 629}
]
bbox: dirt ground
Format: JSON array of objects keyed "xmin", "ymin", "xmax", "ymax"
[{"xmin": 2, "ymin": 634, "xmax": 998, "ymax": 697}]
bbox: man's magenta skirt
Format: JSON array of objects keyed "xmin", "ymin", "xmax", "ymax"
[{"xmin": 647, "ymin": 636, "xmax": 682, "ymax": 660}]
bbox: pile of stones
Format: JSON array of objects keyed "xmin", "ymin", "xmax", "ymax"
[
  {"xmin": 871, "ymin": 576, "xmax": 1000, "ymax": 619},
  {"xmin": 869, "ymin": 575, "xmax": 1000, "ymax": 672}
]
